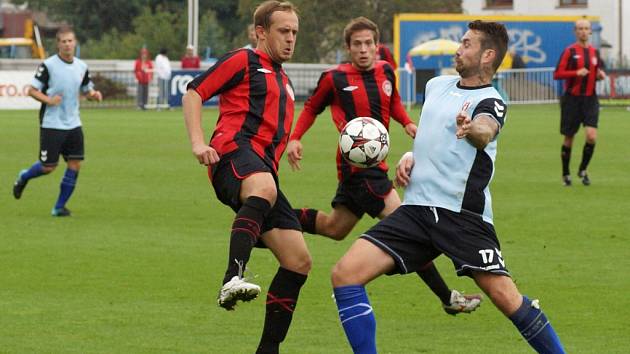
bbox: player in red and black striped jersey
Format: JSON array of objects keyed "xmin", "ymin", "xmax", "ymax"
[
  {"xmin": 287, "ymin": 17, "xmax": 482, "ymax": 316},
  {"xmin": 377, "ymin": 43, "xmax": 397, "ymax": 69},
  {"xmin": 553, "ymin": 18, "xmax": 606, "ymax": 186},
  {"xmin": 183, "ymin": 2, "xmax": 310, "ymax": 353}
]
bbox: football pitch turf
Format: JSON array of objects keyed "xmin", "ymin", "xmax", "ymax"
[{"xmin": 1, "ymin": 105, "xmax": 629, "ymax": 353}]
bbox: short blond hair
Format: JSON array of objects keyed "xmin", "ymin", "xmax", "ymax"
[
  {"xmin": 253, "ymin": 1, "xmax": 298, "ymax": 31},
  {"xmin": 56, "ymin": 26, "xmax": 75, "ymax": 41}
]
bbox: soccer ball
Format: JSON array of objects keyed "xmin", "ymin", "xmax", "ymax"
[{"xmin": 339, "ymin": 117, "xmax": 389, "ymax": 168}]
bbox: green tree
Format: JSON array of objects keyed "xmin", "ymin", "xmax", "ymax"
[
  {"xmin": 17, "ymin": 0, "xmax": 143, "ymax": 42},
  {"xmin": 236, "ymin": 0, "xmax": 460, "ymax": 63},
  {"xmin": 81, "ymin": 6, "xmax": 187, "ymax": 59},
  {"xmin": 198, "ymin": 9, "xmax": 230, "ymax": 58}
]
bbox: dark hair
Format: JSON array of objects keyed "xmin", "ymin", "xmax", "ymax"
[
  {"xmin": 253, "ymin": 1, "xmax": 298, "ymax": 31},
  {"xmin": 468, "ymin": 20, "xmax": 508, "ymax": 71},
  {"xmin": 160, "ymin": 48, "xmax": 168, "ymax": 55},
  {"xmin": 56, "ymin": 26, "xmax": 75, "ymax": 41},
  {"xmin": 343, "ymin": 17, "xmax": 379, "ymax": 47}
]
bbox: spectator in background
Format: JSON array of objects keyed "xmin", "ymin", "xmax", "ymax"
[
  {"xmin": 243, "ymin": 23, "xmax": 257, "ymax": 49},
  {"xmin": 181, "ymin": 44, "xmax": 201, "ymax": 69},
  {"xmin": 155, "ymin": 48, "xmax": 172, "ymax": 110},
  {"xmin": 134, "ymin": 48, "xmax": 153, "ymax": 110}
]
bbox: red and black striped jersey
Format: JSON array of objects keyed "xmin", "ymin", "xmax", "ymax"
[
  {"xmin": 187, "ymin": 48, "xmax": 295, "ymax": 173},
  {"xmin": 554, "ymin": 43, "xmax": 603, "ymax": 96},
  {"xmin": 290, "ymin": 61, "xmax": 413, "ymax": 182},
  {"xmin": 377, "ymin": 44, "xmax": 397, "ymax": 69}
]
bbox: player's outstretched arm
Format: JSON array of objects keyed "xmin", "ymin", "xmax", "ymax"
[
  {"xmin": 183, "ymin": 89, "xmax": 219, "ymax": 165},
  {"xmin": 395, "ymin": 151, "xmax": 414, "ymax": 187},
  {"xmin": 286, "ymin": 139, "xmax": 303, "ymax": 171},
  {"xmin": 456, "ymin": 111, "xmax": 498, "ymax": 150},
  {"xmin": 27, "ymin": 86, "xmax": 61, "ymax": 106}
]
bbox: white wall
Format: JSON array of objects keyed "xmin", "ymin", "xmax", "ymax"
[{"xmin": 462, "ymin": 0, "xmax": 630, "ymax": 67}]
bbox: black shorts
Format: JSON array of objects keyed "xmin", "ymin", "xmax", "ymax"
[
  {"xmin": 361, "ymin": 205, "xmax": 510, "ymax": 278},
  {"xmin": 332, "ymin": 170, "xmax": 393, "ymax": 218},
  {"xmin": 39, "ymin": 127, "xmax": 84, "ymax": 166},
  {"xmin": 210, "ymin": 149, "xmax": 301, "ymax": 235},
  {"xmin": 560, "ymin": 95, "xmax": 599, "ymax": 136}
]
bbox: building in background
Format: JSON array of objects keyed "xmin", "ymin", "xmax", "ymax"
[{"xmin": 462, "ymin": 0, "xmax": 629, "ymax": 68}]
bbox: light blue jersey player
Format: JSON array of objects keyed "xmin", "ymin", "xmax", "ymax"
[
  {"xmin": 12, "ymin": 26, "xmax": 102, "ymax": 217},
  {"xmin": 403, "ymin": 75, "xmax": 505, "ymax": 225},
  {"xmin": 331, "ymin": 20, "xmax": 565, "ymax": 354}
]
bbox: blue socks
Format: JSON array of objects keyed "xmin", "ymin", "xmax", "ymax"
[
  {"xmin": 20, "ymin": 161, "xmax": 46, "ymax": 181},
  {"xmin": 54, "ymin": 168, "xmax": 79, "ymax": 210},
  {"xmin": 333, "ymin": 285, "xmax": 377, "ymax": 354},
  {"xmin": 333, "ymin": 288, "xmax": 563, "ymax": 354},
  {"xmin": 510, "ymin": 296, "xmax": 565, "ymax": 354}
]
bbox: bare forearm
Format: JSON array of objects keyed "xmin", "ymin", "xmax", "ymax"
[
  {"xmin": 27, "ymin": 87, "xmax": 52, "ymax": 104},
  {"xmin": 182, "ymin": 90, "xmax": 206, "ymax": 146},
  {"xmin": 466, "ymin": 118, "xmax": 497, "ymax": 149}
]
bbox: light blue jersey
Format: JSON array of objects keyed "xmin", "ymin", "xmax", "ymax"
[
  {"xmin": 31, "ymin": 54, "xmax": 94, "ymax": 130},
  {"xmin": 403, "ymin": 75, "xmax": 507, "ymax": 224}
]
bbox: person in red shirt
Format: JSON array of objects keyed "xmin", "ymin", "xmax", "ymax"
[
  {"xmin": 180, "ymin": 44, "xmax": 200, "ymax": 69},
  {"xmin": 182, "ymin": 2, "xmax": 309, "ymax": 353},
  {"xmin": 287, "ymin": 17, "xmax": 482, "ymax": 315},
  {"xmin": 553, "ymin": 18, "xmax": 606, "ymax": 186},
  {"xmin": 134, "ymin": 48, "xmax": 153, "ymax": 110}
]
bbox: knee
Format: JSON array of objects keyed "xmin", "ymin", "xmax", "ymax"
[
  {"xmin": 486, "ymin": 286, "xmax": 522, "ymax": 316},
  {"xmin": 253, "ymin": 186, "xmax": 277, "ymax": 205},
  {"xmin": 331, "ymin": 260, "xmax": 354, "ymax": 287},
  {"xmin": 285, "ymin": 253, "xmax": 312, "ymax": 275},
  {"xmin": 326, "ymin": 227, "xmax": 349, "ymax": 241},
  {"xmin": 42, "ymin": 165, "xmax": 56, "ymax": 174}
]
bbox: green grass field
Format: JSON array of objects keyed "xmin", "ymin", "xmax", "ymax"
[{"xmin": 1, "ymin": 105, "xmax": 629, "ymax": 353}]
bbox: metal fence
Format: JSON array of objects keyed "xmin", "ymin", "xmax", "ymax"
[
  {"xmin": 494, "ymin": 67, "xmax": 560, "ymax": 104},
  {"xmin": 84, "ymin": 63, "xmax": 335, "ymax": 109},
  {"xmin": 83, "ymin": 65, "xmax": 620, "ymax": 109}
]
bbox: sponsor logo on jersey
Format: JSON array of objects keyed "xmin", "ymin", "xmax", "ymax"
[
  {"xmin": 343, "ymin": 85, "xmax": 358, "ymax": 92},
  {"xmin": 382, "ymin": 80, "xmax": 392, "ymax": 97},
  {"xmin": 591, "ymin": 56, "xmax": 598, "ymax": 66},
  {"xmin": 257, "ymin": 68, "xmax": 272, "ymax": 74}
]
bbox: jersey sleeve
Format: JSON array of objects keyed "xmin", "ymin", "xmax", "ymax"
[
  {"xmin": 384, "ymin": 64, "xmax": 413, "ymax": 127},
  {"xmin": 472, "ymin": 97, "xmax": 507, "ymax": 129},
  {"xmin": 186, "ymin": 49, "xmax": 247, "ymax": 102},
  {"xmin": 553, "ymin": 48, "xmax": 577, "ymax": 79},
  {"xmin": 31, "ymin": 63, "xmax": 49, "ymax": 90},
  {"xmin": 290, "ymin": 71, "xmax": 334, "ymax": 140},
  {"xmin": 80, "ymin": 69, "xmax": 95, "ymax": 93}
]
